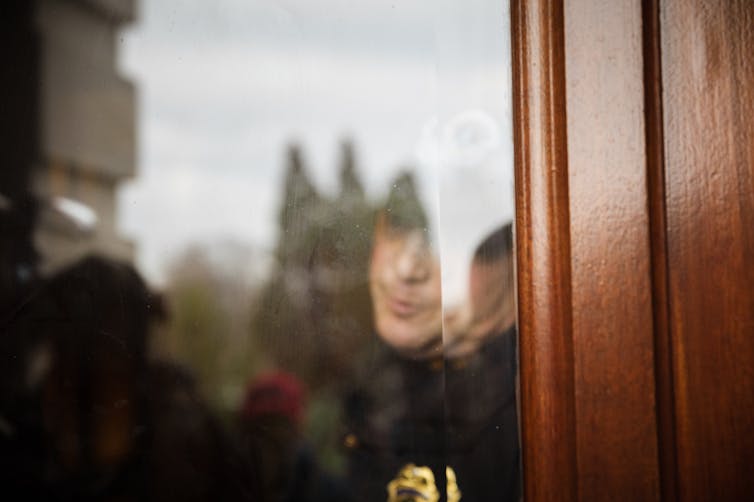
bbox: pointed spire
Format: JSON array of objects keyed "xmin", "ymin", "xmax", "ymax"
[
  {"xmin": 279, "ymin": 143, "xmax": 318, "ymax": 233},
  {"xmin": 338, "ymin": 139, "xmax": 365, "ymax": 200}
]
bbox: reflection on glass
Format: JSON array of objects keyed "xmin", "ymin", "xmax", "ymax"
[{"xmin": 0, "ymin": 0, "xmax": 516, "ymax": 501}]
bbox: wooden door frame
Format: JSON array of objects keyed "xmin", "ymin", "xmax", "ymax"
[
  {"xmin": 511, "ymin": 0, "xmax": 577, "ymax": 499},
  {"xmin": 511, "ymin": 1, "xmax": 668, "ymax": 499}
]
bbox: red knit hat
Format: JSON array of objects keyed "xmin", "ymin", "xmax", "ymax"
[{"xmin": 241, "ymin": 371, "xmax": 306, "ymax": 425}]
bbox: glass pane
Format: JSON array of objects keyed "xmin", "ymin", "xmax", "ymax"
[{"xmin": 1, "ymin": 1, "xmax": 517, "ymax": 500}]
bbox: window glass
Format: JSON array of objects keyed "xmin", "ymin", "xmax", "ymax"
[{"xmin": 0, "ymin": 1, "xmax": 517, "ymax": 500}]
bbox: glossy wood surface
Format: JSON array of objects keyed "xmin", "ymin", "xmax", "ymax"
[
  {"xmin": 642, "ymin": 0, "xmax": 679, "ymax": 499},
  {"xmin": 511, "ymin": 0, "xmax": 578, "ymax": 500},
  {"xmin": 660, "ymin": 1, "xmax": 754, "ymax": 499},
  {"xmin": 513, "ymin": 0, "xmax": 754, "ymax": 499},
  {"xmin": 564, "ymin": 0, "xmax": 661, "ymax": 499}
]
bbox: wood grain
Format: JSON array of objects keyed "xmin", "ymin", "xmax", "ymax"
[
  {"xmin": 563, "ymin": 0, "xmax": 661, "ymax": 499},
  {"xmin": 660, "ymin": 0, "xmax": 754, "ymax": 499},
  {"xmin": 511, "ymin": 0, "xmax": 578, "ymax": 500},
  {"xmin": 642, "ymin": 0, "xmax": 679, "ymax": 500}
]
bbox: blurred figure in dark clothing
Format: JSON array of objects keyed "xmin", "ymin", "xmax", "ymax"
[
  {"xmin": 342, "ymin": 173, "xmax": 448, "ymax": 501},
  {"xmin": 342, "ymin": 174, "xmax": 519, "ymax": 501},
  {"xmin": 444, "ymin": 224, "xmax": 520, "ymax": 502},
  {"xmin": 147, "ymin": 360, "xmax": 257, "ymax": 502},
  {"xmin": 240, "ymin": 372, "xmax": 306, "ymax": 502},
  {"xmin": 0, "ymin": 255, "xmax": 258, "ymax": 501},
  {"xmin": 239, "ymin": 371, "xmax": 350, "ymax": 502}
]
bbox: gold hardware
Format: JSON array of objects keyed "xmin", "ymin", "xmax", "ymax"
[{"xmin": 387, "ymin": 463, "xmax": 440, "ymax": 502}]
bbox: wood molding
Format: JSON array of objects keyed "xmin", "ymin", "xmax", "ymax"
[
  {"xmin": 642, "ymin": 0, "xmax": 678, "ymax": 500},
  {"xmin": 660, "ymin": 1, "xmax": 754, "ymax": 498},
  {"xmin": 511, "ymin": 1, "xmax": 578, "ymax": 500},
  {"xmin": 563, "ymin": 0, "xmax": 660, "ymax": 498},
  {"xmin": 513, "ymin": 1, "xmax": 663, "ymax": 499}
]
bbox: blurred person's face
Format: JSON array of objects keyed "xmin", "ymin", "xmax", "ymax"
[
  {"xmin": 468, "ymin": 252, "xmax": 514, "ymax": 340},
  {"xmin": 444, "ymin": 252, "xmax": 514, "ymax": 359},
  {"xmin": 369, "ymin": 217, "xmax": 442, "ymax": 356}
]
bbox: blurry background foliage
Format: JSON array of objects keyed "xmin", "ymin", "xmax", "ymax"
[{"xmin": 157, "ymin": 141, "xmax": 422, "ymax": 471}]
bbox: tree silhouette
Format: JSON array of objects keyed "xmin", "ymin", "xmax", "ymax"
[
  {"xmin": 277, "ymin": 144, "xmax": 321, "ymax": 266},
  {"xmin": 252, "ymin": 141, "xmax": 375, "ymax": 390}
]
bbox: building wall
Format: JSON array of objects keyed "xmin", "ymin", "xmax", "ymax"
[{"xmin": 32, "ymin": 0, "xmax": 136, "ymax": 272}]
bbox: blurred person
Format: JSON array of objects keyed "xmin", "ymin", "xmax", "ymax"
[
  {"xmin": 0, "ymin": 255, "xmax": 152, "ymax": 500},
  {"xmin": 239, "ymin": 371, "xmax": 349, "ymax": 502},
  {"xmin": 342, "ymin": 172, "xmax": 449, "ymax": 501},
  {"xmin": 0, "ymin": 255, "xmax": 256, "ymax": 501},
  {"xmin": 443, "ymin": 224, "xmax": 520, "ymax": 501},
  {"xmin": 368, "ymin": 183, "xmax": 443, "ymax": 359},
  {"xmin": 467, "ymin": 226, "xmax": 515, "ymax": 340},
  {"xmin": 342, "ymin": 176, "xmax": 520, "ymax": 501},
  {"xmin": 146, "ymin": 359, "xmax": 256, "ymax": 502},
  {"xmin": 444, "ymin": 224, "xmax": 516, "ymax": 358},
  {"xmin": 239, "ymin": 371, "xmax": 305, "ymax": 502}
]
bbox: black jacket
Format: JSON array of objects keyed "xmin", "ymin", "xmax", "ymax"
[{"xmin": 343, "ymin": 328, "xmax": 520, "ymax": 501}]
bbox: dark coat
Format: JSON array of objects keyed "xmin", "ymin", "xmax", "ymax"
[{"xmin": 343, "ymin": 328, "xmax": 520, "ymax": 502}]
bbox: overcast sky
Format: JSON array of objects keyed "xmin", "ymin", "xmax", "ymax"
[{"xmin": 118, "ymin": 0, "xmax": 513, "ymax": 303}]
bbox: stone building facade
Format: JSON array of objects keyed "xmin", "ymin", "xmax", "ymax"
[{"xmin": 30, "ymin": 0, "xmax": 137, "ymax": 273}]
